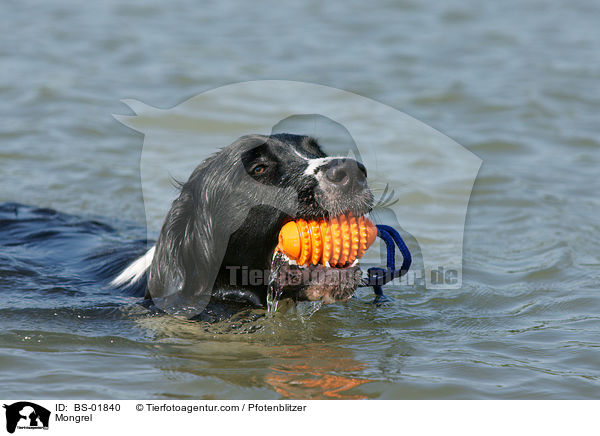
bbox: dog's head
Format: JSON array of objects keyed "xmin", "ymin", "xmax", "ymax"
[{"xmin": 148, "ymin": 133, "xmax": 374, "ymax": 311}]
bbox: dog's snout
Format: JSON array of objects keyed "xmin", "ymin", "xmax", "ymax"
[{"xmin": 323, "ymin": 158, "xmax": 367, "ymax": 191}]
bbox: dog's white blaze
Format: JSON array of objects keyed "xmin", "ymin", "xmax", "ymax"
[
  {"xmin": 292, "ymin": 148, "xmax": 309, "ymax": 161},
  {"xmin": 303, "ymin": 156, "xmax": 339, "ymax": 176},
  {"xmin": 292, "ymin": 145, "xmax": 348, "ymax": 176},
  {"xmin": 110, "ymin": 246, "xmax": 155, "ymax": 287}
]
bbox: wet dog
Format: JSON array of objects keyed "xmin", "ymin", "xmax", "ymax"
[{"xmin": 111, "ymin": 134, "xmax": 374, "ymax": 318}]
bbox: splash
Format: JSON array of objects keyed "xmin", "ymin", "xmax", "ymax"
[
  {"xmin": 266, "ymin": 252, "xmax": 284, "ymax": 316},
  {"xmin": 266, "ymin": 282, "xmax": 283, "ymax": 316},
  {"xmin": 293, "ymin": 300, "xmax": 323, "ymax": 321}
]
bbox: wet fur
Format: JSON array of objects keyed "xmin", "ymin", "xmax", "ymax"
[{"xmin": 145, "ymin": 134, "xmax": 373, "ymax": 314}]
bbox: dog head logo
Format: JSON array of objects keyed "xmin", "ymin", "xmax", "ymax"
[
  {"xmin": 3, "ymin": 402, "xmax": 50, "ymax": 434},
  {"xmin": 115, "ymin": 80, "xmax": 481, "ymax": 316}
]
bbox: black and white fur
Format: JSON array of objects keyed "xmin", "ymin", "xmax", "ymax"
[{"xmin": 111, "ymin": 133, "xmax": 373, "ymax": 316}]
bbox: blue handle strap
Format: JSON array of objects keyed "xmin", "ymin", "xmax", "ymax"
[
  {"xmin": 377, "ymin": 224, "xmax": 412, "ymax": 274},
  {"xmin": 360, "ymin": 225, "xmax": 412, "ymax": 302}
]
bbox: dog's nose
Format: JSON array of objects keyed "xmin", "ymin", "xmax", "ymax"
[{"xmin": 323, "ymin": 158, "xmax": 367, "ymax": 191}]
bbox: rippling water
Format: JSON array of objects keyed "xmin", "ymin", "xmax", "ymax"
[{"xmin": 1, "ymin": 0, "xmax": 599, "ymax": 399}]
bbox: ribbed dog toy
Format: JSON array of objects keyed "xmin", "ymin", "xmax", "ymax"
[{"xmin": 277, "ymin": 214, "xmax": 378, "ymax": 267}]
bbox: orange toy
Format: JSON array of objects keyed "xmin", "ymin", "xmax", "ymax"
[{"xmin": 277, "ymin": 214, "xmax": 377, "ymax": 267}]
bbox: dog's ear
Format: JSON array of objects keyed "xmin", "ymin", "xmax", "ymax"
[
  {"xmin": 147, "ymin": 181, "xmax": 228, "ymax": 316},
  {"xmin": 147, "ymin": 135, "xmax": 301, "ymax": 316}
]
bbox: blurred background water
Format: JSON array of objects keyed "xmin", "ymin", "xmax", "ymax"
[{"xmin": 1, "ymin": 0, "xmax": 599, "ymax": 399}]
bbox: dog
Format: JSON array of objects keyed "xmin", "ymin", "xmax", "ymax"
[{"xmin": 111, "ymin": 133, "xmax": 374, "ymax": 319}]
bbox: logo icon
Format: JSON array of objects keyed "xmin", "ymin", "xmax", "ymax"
[
  {"xmin": 115, "ymin": 80, "xmax": 481, "ymax": 317},
  {"xmin": 3, "ymin": 402, "xmax": 50, "ymax": 434}
]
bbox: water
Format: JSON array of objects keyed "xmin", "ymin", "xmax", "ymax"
[
  {"xmin": 1, "ymin": 0, "xmax": 599, "ymax": 399},
  {"xmin": 266, "ymin": 252, "xmax": 283, "ymax": 316}
]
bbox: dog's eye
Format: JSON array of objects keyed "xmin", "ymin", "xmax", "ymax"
[{"xmin": 252, "ymin": 165, "xmax": 267, "ymax": 175}]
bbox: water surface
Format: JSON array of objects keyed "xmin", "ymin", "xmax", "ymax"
[{"xmin": 1, "ymin": 0, "xmax": 599, "ymax": 399}]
